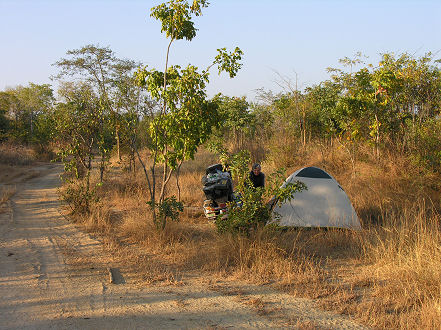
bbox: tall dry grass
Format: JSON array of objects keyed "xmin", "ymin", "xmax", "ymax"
[
  {"xmin": 0, "ymin": 143, "xmax": 36, "ymax": 204},
  {"xmin": 355, "ymin": 204, "xmax": 441, "ymax": 328},
  {"xmin": 0, "ymin": 142, "xmax": 36, "ymax": 165},
  {"xmin": 68, "ymin": 145, "xmax": 441, "ymax": 329}
]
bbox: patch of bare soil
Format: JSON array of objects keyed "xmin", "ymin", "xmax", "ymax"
[{"xmin": 0, "ymin": 164, "xmax": 368, "ymax": 329}]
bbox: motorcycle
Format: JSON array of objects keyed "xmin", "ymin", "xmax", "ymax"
[{"xmin": 201, "ymin": 163, "xmax": 233, "ymax": 221}]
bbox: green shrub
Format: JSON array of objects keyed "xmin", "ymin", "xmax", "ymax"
[
  {"xmin": 408, "ymin": 118, "xmax": 441, "ymax": 171},
  {"xmin": 148, "ymin": 196, "xmax": 184, "ymax": 230},
  {"xmin": 215, "ymin": 151, "xmax": 305, "ymax": 234}
]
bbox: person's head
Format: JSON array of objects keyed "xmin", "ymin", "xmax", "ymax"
[{"xmin": 252, "ymin": 163, "xmax": 261, "ymax": 175}]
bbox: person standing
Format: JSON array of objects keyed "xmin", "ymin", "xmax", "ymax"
[{"xmin": 249, "ymin": 163, "xmax": 265, "ymax": 188}]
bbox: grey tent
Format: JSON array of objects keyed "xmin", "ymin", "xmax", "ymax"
[{"xmin": 271, "ymin": 167, "xmax": 361, "ymax": 229}]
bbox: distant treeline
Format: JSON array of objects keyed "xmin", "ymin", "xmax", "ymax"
[
  {"xmin": 210, "ymin": 52, "xmax": 441, "ymax": 171},
  {"xmin": 1, "ymin": 49, "xmax": 441, "ymax": 174}
]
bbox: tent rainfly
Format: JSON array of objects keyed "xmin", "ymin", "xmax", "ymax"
[{"xmin": 271, "ymin": 167, "xmax": 361, "ymax": 229}]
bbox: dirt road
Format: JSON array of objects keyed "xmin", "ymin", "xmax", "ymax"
[{"xmin": 0, "ymin": 164, "xmax": 368, "ymax": 329}]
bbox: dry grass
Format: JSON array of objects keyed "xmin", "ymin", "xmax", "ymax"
[
  {"xmin": 0, "ymin": 142, "xmax": 36, "ymax": 166},
  {"xmin": 0, "ymin": 143, "xmax": 39, "ymax": 194},
  {"xmin": 0, "ymin": 185, "xmax": 16, "ymax": 209},
  {"xmin": 354, "ymin": 206, "xmax": 441, "ymax": 328},
  {"xmin": 65, "ymin": 146, "xmax": 441, "ymax": 329}
]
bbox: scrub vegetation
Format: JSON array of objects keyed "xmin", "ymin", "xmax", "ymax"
[{"xmin": 1, "ymin": 1, "xmax": 441, "ymax": 328}]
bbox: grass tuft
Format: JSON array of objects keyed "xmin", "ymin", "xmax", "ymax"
[{"xmin": 0, "ymin": 185, "xmax": 16, "ymax": 208}]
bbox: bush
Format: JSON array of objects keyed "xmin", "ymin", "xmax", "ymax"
[
  {"xmin": 216, "ymin": 186, "xmax": 270, "ymax": 234},
  {"xmin": 215, "ymin": 151, "xmax": 305, "ymax": 234},
  {"xmin": 59, "ymin": 179, "xmax": 98, "ymax": 215},
  {"xmin": 407, "ymin": 118, "xmax": 441, "ymax": 171},
  {"xmin": 148, "ymin": 196, "xmax": 184, "ymax": 230}
]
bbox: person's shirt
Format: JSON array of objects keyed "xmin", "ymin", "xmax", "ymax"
[{"xmin": 249, "ymin": 171, "xmax": 265, "ymax": 188}]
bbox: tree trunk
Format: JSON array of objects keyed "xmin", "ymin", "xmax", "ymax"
[
  {"xmin": 30, "ymin": 111, "xmax": 34, "ymax": 139},
  {"xmin": 100, "ymin": 151, "xmax": 105, "ymax": 183},
  {"xmin": 130, "ymin": 149, "xmax": 136, "ymax": 174},
  {"xmin": 375, "ymin": 114, "xmax": 380, "ymax": 161},
  {"xmin": 115, "ymin": 125, "xmax": 121, "ymax": 162},
  {"xmin": 302, "ymin": 104, "xmax": 306, "ymax": 148},
  {"xmin": 85, "ymin": 155, "xmax": 92, "ymax": 213},
  {"xmin": 159, "ymin": 166, "xmax": 174, "ymax": 204},
  {"xmin": 176, "ymin": 161, "xmax": 183, "ymax": 202}
]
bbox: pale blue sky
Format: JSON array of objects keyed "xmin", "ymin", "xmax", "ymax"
[{"xmin": 1, "ymin": 0, "xmax": 440, "ymax": 99}]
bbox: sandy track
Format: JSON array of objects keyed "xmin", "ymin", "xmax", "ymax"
[{"xmin": 0, "ymin": 164, "xmax": 368, "ymax": 329}]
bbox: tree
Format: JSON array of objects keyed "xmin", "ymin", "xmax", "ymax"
[
  {"xmin": 54, "ymin": 45, "xmax": 125, "ymax": 178},
  {"xmin": 210, "ymin": 95, "xmax": 254, "ymax": 152},
  {"xmin": 305, "ymin": 52, "xmax": 441, "ymax": 164},
  {"xmin": 110, "ymin": 59, "xmax": 148, "ymax": 172},
  {"xmin": 17, "ymin": 83, "xmax": 54, "ymax": 139},
  {"xmin": 0, "ymin": 92, "xmax": 14, "ymax": 140},
  {"xmin": 135, "ymin": 0, "xmax": 243, "ymax": 229},
  {"xmin": 54, "ymin": 82, "xmax": 108, "ymax": 213},
  {"xmin": 0, "ymin": 84, "xmax": 55, "ymax": 147},
  {"xmin": 304, "ymin": 81, "xmax": 341, "ymax": 140}
]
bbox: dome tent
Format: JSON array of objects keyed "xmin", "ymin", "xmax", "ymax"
[{"xmin": 271, "ymin": 167, "xmax": 361, "ymax": 229}]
